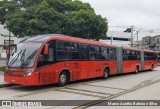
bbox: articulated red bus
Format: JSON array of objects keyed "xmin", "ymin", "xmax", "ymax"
[{"xmin": 4, "ymin": 34, "xmax": 158, "ymax": 86}]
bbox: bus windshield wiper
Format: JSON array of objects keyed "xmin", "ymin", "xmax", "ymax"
[
  {"xmin": 8, "ymin": 49, "xmax": 23, "ymax": 67},
  {"xmin": 20, "ymin": 49, "xmax": 26, "ymax": 68}
]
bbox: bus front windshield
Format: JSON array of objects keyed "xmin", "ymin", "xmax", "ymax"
[{"xmin": 8, "ymin": 42, "xmax": 42, "ymax": 68}]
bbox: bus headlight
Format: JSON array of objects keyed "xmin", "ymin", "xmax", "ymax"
[{"xmin": 24, "ymin": 69, "xmax": 34, "ymax": 76}]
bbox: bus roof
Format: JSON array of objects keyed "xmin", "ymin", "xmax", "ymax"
[
  {"xmin": 24, "ymin": 34, "xmax": 66, "ymax": 42},
  {"xmin": 66, "ymin": 36, "xmax": 116, "ymax": 48},
  {"xmin": 143, "ymin": 49, "xmax": 157, "ymax": 53},
  {"xmin": 21, "ymin": 34, "xmax": 158, "ymax": 52},
  {"xmin": 24, "ymin": 34, "xmax": 116, "ymax": 48},
  {"xmin": 122, "ymin": 46, "xmax": 140, "ymax": 51}
]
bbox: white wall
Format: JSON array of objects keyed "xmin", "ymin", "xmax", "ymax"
[{"xmin": 100, "ymin": 39, "xmax": 130, "ymax": 46}]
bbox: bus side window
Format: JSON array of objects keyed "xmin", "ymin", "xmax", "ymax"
[
  {"xmin": 136, "ymin": 51, "xmax": 140, "ymax": 60},
  {"xmin": 64, "ymin": 42, "xmax": 70, "ymax": 51},
  {"xmin": 89, "ymin": 46, "xmax": 101, "ymax": 60},
  {"xmin": 71, "ymin": 43, "xmax": 79, "ymax": 60},
  {"xmin": 100, "ymin": 47, "xmax": 108, "ymax": 60},
  {"xmin": 56, "ymin": 41, "xmax": 64, "ymax": 50},
  {"xmin": 56, "ymin": 41, "xmax": 71, "ymax": 60},
  {"xmin": 144, "ymin": 52, "xmax": 157, "ymax": 60},
  {"xmin": 48, "ymin": 44, "xmax": 54, "ymax": 61},
  {"xmin": 79, "ymin": 44, "xmax": 88, "ymax": 60},
  {"xmin": 123, "ymin": 50, "xmax": 126, "ymax": 60},
  {"xmin": 109, "ymin": 48, "xmax": 116, "ymax": 60},
  {"xmin": 130, "ymin": 51, "xmax": 135, "ymax": 60}
]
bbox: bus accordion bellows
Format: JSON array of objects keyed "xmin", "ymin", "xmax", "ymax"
[{"xmin": 4, "ymin": 34, "xmax": 158, "ymax": 86}]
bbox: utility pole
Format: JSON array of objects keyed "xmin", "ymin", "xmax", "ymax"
[
  {"xmin": 6, "ymin": 30, "xmax": 11, "ymax": 65},
  {"xmin": 130, "ymin": 26, "xmax": 134, "ymax": 47},
  {"xmin": 150, "ymin": 30, "xmax": 154, "ymax": 37},
  {"xmin": 136, "ymin": 29, "xmax": 141, "ymax": 42},
  {"xmin": 111, "ymin": 36, "xmax": 113, "ymax": 45},
  {"xmin": 8, "ymin": 31, "xmax": 11, "ymax": 61},
  {"xmin": 136, "ymin": 31, "xmax": 139, "ymax": 42}
]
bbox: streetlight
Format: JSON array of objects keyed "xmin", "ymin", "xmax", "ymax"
[{"xmin": 8, "ymin": 30, "xmax": 11, "ymax": 63}]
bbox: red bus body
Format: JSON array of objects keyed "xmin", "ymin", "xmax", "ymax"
[
  {"xmin": 143, "ymin": 49, "xmax": 158, "ymax": 70},
  {"xmin": 4, "ymin": 34, "xmax": 158, "ymax": 86},
  {"xmin": 122, "ymin": 46, "xmax": 141, "ymax": 73}
]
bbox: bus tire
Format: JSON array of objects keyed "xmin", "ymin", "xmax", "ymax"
[
  {"xmin": 103, "ymin": 68, "xmax": 109, "ymax": 79},
  {"xmin": 135, "ymin": 66, "xmax": 139, "ymax": 74},
  {"xmin": 58, "ymin": 71, "xmax": 68, "ymax": 86},
  {"xmin": 151, "ymin": 64, "xmax": 154, "ymax": 71}
]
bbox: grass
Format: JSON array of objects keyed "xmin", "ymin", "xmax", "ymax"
[{"xmin": 0, "ymin": 66, "xmax": 6, "ymax": 72}]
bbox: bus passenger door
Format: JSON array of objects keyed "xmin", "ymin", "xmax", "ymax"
[{"xmin": 37, "ymin": 41, "xmax": 55, "ymax": 85}]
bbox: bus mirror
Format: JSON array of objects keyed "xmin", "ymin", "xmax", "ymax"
[{"xmin": 43, "ymin": 45, "xmax": 49, "ymax": 55}]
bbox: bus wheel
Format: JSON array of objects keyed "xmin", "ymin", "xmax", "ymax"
[
  {"xmin": 58, "ymin": 71, "xmax": 68, "ymax": 86},
  {"xmin": 151, "ymin": 65, "xmax": 154, "ymax": 71},
  {"xmin": 135, "ymin": 66, "xmax": 139, "ymax": 74},
  {"xmin": 103, "ymin": 68, "xmax": 109, "ymax": 79}
]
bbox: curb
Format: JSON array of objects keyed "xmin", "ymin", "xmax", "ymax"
[{"xmin": 0, "ymin": 84, "xmax": 15, "ymax": 88}]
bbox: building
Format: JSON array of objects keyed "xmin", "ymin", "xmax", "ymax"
[
  {"xmin": 141, "ymin": 35, "xmax": 160, "ymax": 51},
  {"xmin": 154, "ymin": 35, "xmax": 160, "ymax": 51},
  {"xmin": 141, "ymin": 36, "xmax": 151, "ymax": 49},
  {"xmin": 133, "ymin": 41, "xmax": 142, "ymax": 49},
  {"xmin": 100, "ymin": 31, "xmax": 131, "ymax": 46},
  {"xmin": 0, "ymin": 25, "xmax": 24, "ymax": 59}
]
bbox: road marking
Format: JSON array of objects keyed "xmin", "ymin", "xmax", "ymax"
[
  {"xmin": 65, "ymin": 87, "xmax": 113, "ymax": 95},
  {"xmin": 15, "ymin": 86, "xmax": 68, "ymax": 98},
  {"xmin": 83, "ymin": 84, "xmax": 127, "ymax": 91},
  {"xmin": 14, "ymin": 71, "xmax": 156, "ymax": 98},
  {"xmin": 73, "ymin": 79, "xmax": 160, "ymax": 109},
  {"xmin": 14, "ymin": 79, "xmax": 105, "ymax": 98},
  {"xmin": 57, "ymin": 89, "xmax": 105, "ymax": 98}
]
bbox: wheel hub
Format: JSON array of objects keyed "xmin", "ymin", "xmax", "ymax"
[{"xmin": 60, "ymin": 75, "xmax": 66, "ymax": 83}]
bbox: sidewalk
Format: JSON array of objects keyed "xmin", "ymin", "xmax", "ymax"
[
  {"xmin": 0, "ymin": 72, "xmax": 7, "ymax": 85},
  {"xmin": 0, "ymin": 75, "xmax": 6, "ymax": 85}
]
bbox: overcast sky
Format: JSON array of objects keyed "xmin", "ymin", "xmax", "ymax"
[
  {"xmin": 80, "ymin": 0, "xmax": 160, "ymax": 39},
  {"xmin": 1, "ymin": 0, "xmax": 160, "ymax": 39}
]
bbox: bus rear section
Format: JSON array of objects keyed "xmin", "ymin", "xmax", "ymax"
[
  {"xmin": 116, "ymin": 46, "xmax": 157, "ymax": 74},
  {"xmin": 143, "ymin": 50, "xmax": 158, "ymax": 70}
]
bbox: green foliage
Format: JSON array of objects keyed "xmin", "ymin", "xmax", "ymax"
[
  {"xmin": 65, "ymin": 10, "xmax": 108, "ymax": 40},
  {"xmin": 0, "ymin": 66, "xmax": 6, "ymax": 72},
  {"xmin": 0, "ymin": 0, "xmax": 108, "ymax": 40}
]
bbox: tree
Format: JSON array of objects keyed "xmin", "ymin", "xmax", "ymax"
[
  {"xmin": 0, "ymin": 0, "xmax": 108, "ymax": 40},
  {"xmin": 65, "ymin": 10, "xmax": 107, "ymax": 40}
]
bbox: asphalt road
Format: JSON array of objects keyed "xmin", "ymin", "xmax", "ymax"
[{"xmin": 0, "ymin": 67, "xmax": 160, "ymax": 109}]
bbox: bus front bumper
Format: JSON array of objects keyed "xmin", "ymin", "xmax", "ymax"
[{"xmin": 4, "ymin": 75, "xmax": 39, "ymax": 86}]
